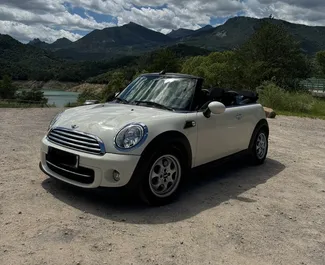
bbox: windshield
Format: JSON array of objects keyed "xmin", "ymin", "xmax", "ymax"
[{"xmin": 116, "ymin": 75, "xmax": 197, "ymax": 111}]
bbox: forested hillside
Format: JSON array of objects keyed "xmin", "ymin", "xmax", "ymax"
[{"xmin": 25, "ymin": 17, "xmax": 325, "ymax": 61}]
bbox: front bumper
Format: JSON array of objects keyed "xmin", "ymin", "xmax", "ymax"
[{"xmin": 40, "ymin": 137, "xmax": 140, "ymax": 188}]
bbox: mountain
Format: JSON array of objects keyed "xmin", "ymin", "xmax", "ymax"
[
  {"xmin": 1, "ymin": 34, "xmax": 62, "ymax": 80},
  {"xmin": 50, "ymin": 38, "xmax": 72, "ymax": 50},
  {"xmin": 28, "ymin": 37, "xmax": 72, "ymax": 51},
  {"xmin": 23, "ymin": 17, "xmax": 325, "ymax": 61},
  {"xmin": 182, "ymin": 17, "xmax": 325, "ymax": 54},
  {"xmin": 167, "ymin": 25, "xmax": 214, "ymax": 39},
  {"xmin": 54, "ymin": 22, "xmax": 173, "ymax": 60},
  {"xmin": 167, "ymin": 29, "xmax": 195, "ymax": 39},
  {"xmin": 0, "ymin": 34, "xmax": 138, "ymax": 81},
  {"xmin": 2, "ymin": 16, "xmax": 325, "ymax": 65},
  {"xmin": 196, "ymin": 25, "xmax": 213, "ymax": 32},
  {"xmin": 28, "ymin": 38, "xmax": 49, "ymax": 49},
  {"xmin": 75, "ymin": 22, "xmax": 171, "ymax": 48}
]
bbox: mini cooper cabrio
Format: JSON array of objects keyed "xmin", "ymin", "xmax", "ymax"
[{"xmin": 40, "ymin": 72, "xmax": 269, "ymax": 205}]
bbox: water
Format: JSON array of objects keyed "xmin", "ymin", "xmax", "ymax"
[{"xmin": 42, "ymin": 90, "xmax": 80, "ymax": 107}]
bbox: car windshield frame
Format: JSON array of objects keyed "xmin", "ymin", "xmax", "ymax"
[{"xmin": 115, "ymin": 74, "xmax": 199, "ymax": 112}]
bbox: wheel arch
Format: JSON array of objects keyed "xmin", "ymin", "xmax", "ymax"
[
  {"xmin": 141, "ymin": 130, "xmax": 193, "ymax": 169},
  {"xmin": 249, "ymin": 118, "xmax": 269, "ymax": 149}
]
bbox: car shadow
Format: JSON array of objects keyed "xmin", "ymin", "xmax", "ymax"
[{"xmin": 41, "ymin": 155, "xmax": 285, "ymax": 224}]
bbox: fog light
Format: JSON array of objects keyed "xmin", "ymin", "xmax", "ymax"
[{"xmin": 113, "ymin": 170, "xmax": 120, "ymax": 182}]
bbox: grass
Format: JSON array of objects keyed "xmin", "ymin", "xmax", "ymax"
[
  {"xmin": 258, "ymin": 81, "xmax": 325, "ymax": 120},
  {"xmin": 276, "ymin": 99, "xmax": 325, "ymax": 120},
  {"xmin": 277, "ymin": 110, "xmax": 325, "ymax": 120}
]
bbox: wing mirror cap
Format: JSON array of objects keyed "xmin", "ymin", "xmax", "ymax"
[
  {"xmin": 204, "ymin": 101, "xmax": 226, "ymax": 118},
  {"xmin": 209, "ymin": 101, "xmax": 226, "ymax": 114}
]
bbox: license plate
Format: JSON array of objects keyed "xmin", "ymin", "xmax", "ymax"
[{"xmin": 47, "ymin": 147, "xmax": 79, "ymax": 169}]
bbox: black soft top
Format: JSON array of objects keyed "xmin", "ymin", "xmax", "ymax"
[{"xmin": 141, "ymin": 72, "xmax": 203, "ymax": 80}]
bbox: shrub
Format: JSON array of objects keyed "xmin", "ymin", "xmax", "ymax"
[
  {"xmin": 257, "ymin": 81, "xmax": 315, "ymax": 113},
  {"xmin": 16, "ymin": 88, "xmax": 48, "ymax": 104},
  {"xmin": 77, "ymin": 89, "xmax": 102, "ymax": 104},
  {"xmin": 0, "ymin": 75, "xmax": 17, "ymax": 99}
]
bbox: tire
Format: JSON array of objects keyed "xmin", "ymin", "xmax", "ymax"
[
  {"xmin": 136, "ymin": 145, "xmax": 187, "ymax": 206},
  {"xmin": 249, "ymin": 126, "xmax": 269, "ymax": 165}
]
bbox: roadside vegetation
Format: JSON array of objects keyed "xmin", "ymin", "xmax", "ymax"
[{"xmin": 257, "ymin": 81, "xmax": 325, "ymax": 119}]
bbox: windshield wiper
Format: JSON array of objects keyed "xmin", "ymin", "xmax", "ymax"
[
  {"xmin": 134, "ymin": 101, "xmax": 174, "ymax": 111},
  {"xmin": 115, "ymin": 97, "xmax": 129, "ymax": 104}
]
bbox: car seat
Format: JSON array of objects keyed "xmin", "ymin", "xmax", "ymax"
[
  {"xmin": 196, "ymin": 88, "xmax": 212, "ymax": 110},
  {"xmin": 199, "ymin": 87, "xmax": 225, "ymax": 110}
]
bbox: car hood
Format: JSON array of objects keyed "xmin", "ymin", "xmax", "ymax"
[{"xmin": 52, "ymin": 103, "xmax": 185, "ymax": 154}]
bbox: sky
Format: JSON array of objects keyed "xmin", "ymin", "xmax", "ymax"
[{"xmin": 0, "ymin": 0, "xmax": 325, "ymax": 43}]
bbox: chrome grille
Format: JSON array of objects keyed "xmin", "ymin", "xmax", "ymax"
[{"xmin": 47, "ymin": 127, "xmax": 105, "ymax": 155}]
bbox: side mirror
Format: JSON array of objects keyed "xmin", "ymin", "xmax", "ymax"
[{"xmin": 203, "ymin": 101, "xmax": 226, "ymax": 118}]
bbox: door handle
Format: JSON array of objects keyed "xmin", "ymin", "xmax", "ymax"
[{"xmin": 236, "ymin": 114, "xmax": 243, "ymax": 120}]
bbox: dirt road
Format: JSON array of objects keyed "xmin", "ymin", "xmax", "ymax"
[{"xmin": 0, "ymin": 108, "xmax": 324, "ymax": 265}]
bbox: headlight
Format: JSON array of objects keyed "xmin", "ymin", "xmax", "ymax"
[
  {"xmin": 48, "ymin": 111, "xmax": 64, "ymax": 130},
  {"xmin": 114, "ymin": 123, "xmax": 148, "ymax": 150}
]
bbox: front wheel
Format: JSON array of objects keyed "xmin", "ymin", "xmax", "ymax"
[
  {"xmin": 249, "ymin": 127, "xmax": 269, "ymax": 165},
  {"xmin": 137, "ymin": 146, "xmax": 186, "ymax": 206}
]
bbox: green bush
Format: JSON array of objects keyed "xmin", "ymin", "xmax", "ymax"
[
  {"xmin": 16, "ymin": 88, "xmax": 48, "ymax": 104},
  {"xmin": 257, "ymin": 81, "xmax": 315, "ymax": 113},
  {"xmin": 77, "ymin": 89, "xmax": 102, "ymax": 104}
]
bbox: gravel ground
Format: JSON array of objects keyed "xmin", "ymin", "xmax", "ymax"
[{"xmin": 0, "ymin": 108, "xmax": 324, "ymax": 265}]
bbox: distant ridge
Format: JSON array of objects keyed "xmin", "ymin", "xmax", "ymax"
[{"xmin": 4, "ymin": 16, "xmax": 325, "ymax": 61}]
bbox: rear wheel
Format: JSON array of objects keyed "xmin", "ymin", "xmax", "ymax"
[{"xmin": 137, "ymin": 145, "xmax": 186, "ymax": 206}]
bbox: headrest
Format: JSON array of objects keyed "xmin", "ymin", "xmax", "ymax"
[{"xmin": 209, "ymin": 87, "xmax": 225, "ymax": 99}]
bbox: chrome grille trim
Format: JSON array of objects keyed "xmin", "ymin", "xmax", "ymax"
[
  {"xmin": 50, "ymin": 132, "xmax": 100, "ymax": 147},
  {"xmin": 47, "ymin": 127, "xmax": 106, "ymax": 155},
  {"xmin": 51, "ymin": 130, "xmax": 98, "ymax": 143}
]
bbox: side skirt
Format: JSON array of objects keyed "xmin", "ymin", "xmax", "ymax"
[{"xmin": 191, "ymin": 149, "xmax": 250, "ymax": 172}]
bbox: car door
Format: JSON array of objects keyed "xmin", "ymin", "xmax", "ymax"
[
  {"xmin": 230, "ymin": 104, "xmax": 257, "ymax": 151},
  {"xmin": 193, "ymin": 107, "xmax": 243, "ymax": 167}
]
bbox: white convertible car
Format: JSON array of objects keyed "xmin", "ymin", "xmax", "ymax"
[{"xmin": 39, "ymin": 72, "xmax": 269, "ymax": 205}]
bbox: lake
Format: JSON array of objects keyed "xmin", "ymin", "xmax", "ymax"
[{"xmin": 43, "ymin": 90, "xmax": 80, "ymax": 107}]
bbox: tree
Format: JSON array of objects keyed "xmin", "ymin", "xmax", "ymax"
[
  {"xmin": 0, "ymin": 75, "xmax": 17, "ymax": 99},
  {"xmin": 77, "ymin": 89, "xmax": 102, "ymax": 104},
  {"xmin": 181, "ymin": 52, "xmax": 241, "ymax": 89},
  {"xmin": 152, "ymin": 49, "xmax": 180, "ymax": 72},
  {"xmin": 138, "ymin": 49, "xmax": 180, "ymax": 73},
  {"xmin": 101, "ymin": 71, "xmax": 127, "ymax": 100},
  {"xmin": 316, "ymin": 51, "xmax": 325, "ymax": 76},
  {"xmin": 16, "ymin": 88, "xmax": 48, "ymax": 104},
  {"xmin": 236, "ymin": 22, "xmax": 311, "ymax": 90}
]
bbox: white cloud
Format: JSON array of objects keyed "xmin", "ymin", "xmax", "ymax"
[
  {"xmin": 115, "ymin": 0, "xmax": 245, "ymax": 32},
  {"xmin": 0, "ymin": 4, "xmax": 115, "ymax": 31},
  {"xmin": 0, "ymin": 0, "xmax": 115, "ymax": 42},
  {"xmin": 0, "ymin": 0, "xmax": 325, "ymax": 43},
  {"xmin": 0, "ymin": 21, "xmax": 82, "ymax": 43},
  {"xmin": 245, "ymin": 0, "xmax": 325, "ymax": 26},
  {"xmin": 0, "ymin": 0, "xmax": 66, "ymax": 14}
]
